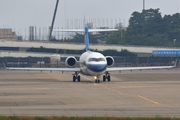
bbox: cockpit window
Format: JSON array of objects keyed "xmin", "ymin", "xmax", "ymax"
[{"xmin": 88, "ymin": 58, "xmax": 105, "ymax": 62}]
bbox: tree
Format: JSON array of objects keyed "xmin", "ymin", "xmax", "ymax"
[
  {"xmin": 165, "ymin": 13, "xmax": 180, "ymax": 42},
  {"xmin": 54, "ymin": 8, "xmax": 180, "ymax": 47},
  {"xmin": 106, "ymin": 30, "xmax": 125, "ymax": 44}
]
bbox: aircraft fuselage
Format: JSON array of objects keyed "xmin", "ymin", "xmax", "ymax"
[{"xmin": 79, "ymin": 51, "xmax": 107, "ymax": 77}]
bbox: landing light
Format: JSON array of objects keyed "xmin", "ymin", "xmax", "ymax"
[{"xmin": 94, "ymin": 76, "xmax": 97, "ymax": 80}]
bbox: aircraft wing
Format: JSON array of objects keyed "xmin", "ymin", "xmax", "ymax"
[
  {"xmin": 106, "ymin": 65, "xmax": 175, "ymax": 72},
  {"xmin": 106, "ymin": 59, "xmax": 177, "ymax": 72},
  {"xmin": 3, "ymin": 63, "xmax": 81, "ymax": 72},
  {"xmin": 5, "ymin": 67, "xmax": 81, "ymax": 72}
]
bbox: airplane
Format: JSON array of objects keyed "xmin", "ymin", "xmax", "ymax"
[{"xmin": 3, "ymin": 26, "xmax": 177, "ymax": 83}]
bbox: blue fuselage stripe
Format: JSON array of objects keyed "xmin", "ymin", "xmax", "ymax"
[{"xmin": 87, "ymin": 64, "xmax": 106, "ymax": 72}]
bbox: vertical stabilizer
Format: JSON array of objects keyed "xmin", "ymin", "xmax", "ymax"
[{"xmin": 85, "ymin": 26, "xmax": 90, "ymax": 51}]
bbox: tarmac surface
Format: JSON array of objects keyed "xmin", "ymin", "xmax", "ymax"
[{"xmin": 0, "ymin": 69, "xmax": 180, "ymax": 117}]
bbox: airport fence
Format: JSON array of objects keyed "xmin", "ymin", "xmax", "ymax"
[{"xmin": 0, "ymin": 56, "xmax": 179, "ymax": 68}]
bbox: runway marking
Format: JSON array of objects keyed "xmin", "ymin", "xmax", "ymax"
[
  {"xmin": 113, "ymin": 86, "xmax": 147, "ymax": 89},
  {"xmin": 99, "ymin": 84, "xmax": 159, "ymax": 105},
  {"xmin": 80, "ymin": 75, "xmax": 160, "ymax": 105},
  {"xmin": 138, "ymin": 95, "xmax": 159, "ymax": 105},
  {"xmin": 1, "ymin": 87, "xmax": 50, "ymax": 90}
]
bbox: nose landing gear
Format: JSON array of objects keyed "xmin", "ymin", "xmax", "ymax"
[
  {"xmin": 95, "ymin": 79, "xmax": 100, "ymax": 83},
  {"xmin": 94, "ymin": 76, "xmax": 100, "ymax": 83}
]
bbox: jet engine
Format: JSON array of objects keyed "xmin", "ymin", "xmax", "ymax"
[
  {"xmin": 106, "ymin": 56, "xmax": 114, "ymax": 67},
  {"xmin": 65, "ymin": 56, "xmax": 77, "ymax": 68}
]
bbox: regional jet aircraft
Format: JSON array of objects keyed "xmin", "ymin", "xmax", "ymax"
[{"xmin": 3, "ymin": 26, "xmax": 177, "ymax": 83}]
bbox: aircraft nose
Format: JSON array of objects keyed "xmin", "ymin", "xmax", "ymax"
[{"xmin": 87, "ymin": 64, "xmax": 106, "ymax": 72}]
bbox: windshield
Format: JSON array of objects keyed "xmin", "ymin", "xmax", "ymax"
[{"xmin": 88, "ymin": 58, "xmax": 105, "ymax": 62}]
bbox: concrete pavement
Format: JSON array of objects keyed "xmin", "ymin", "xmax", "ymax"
[{"xmin": 0, "ymin": 69, "xmax": 179, "ymax": 117}]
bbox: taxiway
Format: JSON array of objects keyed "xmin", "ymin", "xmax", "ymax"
[{"xmin": 0, "ymin": 69, "xmax": 179, "ymax": 117}]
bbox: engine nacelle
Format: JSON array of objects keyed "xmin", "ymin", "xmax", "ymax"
[
  {"xmin": 65, "ymin": 56, "xmax": 77, "ymax": 68},
  {"xmin": 106, "ymin": 56, "xmax": 114, "ymax": 67}
]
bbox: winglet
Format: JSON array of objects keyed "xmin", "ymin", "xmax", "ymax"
[{"xmin": 2, "ymin": 61, "xmax": 7, "ymax": 69}]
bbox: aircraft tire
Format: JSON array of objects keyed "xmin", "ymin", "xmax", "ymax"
[
  {"xmin": 108, "ymin": 75, "xmax": 111, "ymax": 82},
  {"xmin": 78, "ymin": 76, "xmax": 80, "ymax": 82},
  {"xmin": 103, "ymin": 75, "xmax": 106, "ymax": 82},
  {"xmin": 98, "ymin": 80, "xmax": 100, "ymax": 83},
  {"xmin": 73, "ymin": 76, "xmax": 76, "ymax": 82}
]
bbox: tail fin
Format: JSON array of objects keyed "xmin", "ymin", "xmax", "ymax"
[
  {"xmin": 85, "ymin": 26, "xmax": 90, "ymax": 51},
  {"xmin": 54, "ymin": 26, "xmax": 118, "ymax": 51}
]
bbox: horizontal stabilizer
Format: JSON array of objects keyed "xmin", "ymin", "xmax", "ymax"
[
  {"xmin": 53, "ymin": 29, "xmax": 118, "ymax": 32},
  {"xmin": 89, "ymin": 29, "xmax": 118, "ymax": 32},
  {"xmin": 53, "ymin": 29, "xmax": 85, "ymax": 32}
]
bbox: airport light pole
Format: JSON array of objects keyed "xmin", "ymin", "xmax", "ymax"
[{"xmin": 143, "ymin": 0, "xmax": 145, "ymax": 10}]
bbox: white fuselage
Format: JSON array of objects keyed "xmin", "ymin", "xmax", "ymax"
[{"xmin": 79, "ymin": 51, "xmax": 107, "ymax": 77}]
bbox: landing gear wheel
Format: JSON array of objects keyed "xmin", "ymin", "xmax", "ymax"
[
  {"xmin": 73, "ymin": 76, "xmax": 76, "ymax": 82},
  {"xmin": 107, "ymin": 75, "xmax": 111, "ymax": 82},
  {"xmin": 97, "ymin": 80, "xmax": 100, "ymax": 83},
  {"xmin": 94, "ymin": 76, "xmax": 100, "ymax": 83},
  {"xmin": 77, "ymin": 76, "xmax": 80, "ymax": 82},
  {"xmin": 103, "ymin": 75, "xmax": 106, "ymax": 82},
  {"xmin": 72, "ymin": 72, "xmax": 80, "ymax": 82},
  {"xmin": 103, "ymin": 72, "xmax": 111, "ymax": 82}
]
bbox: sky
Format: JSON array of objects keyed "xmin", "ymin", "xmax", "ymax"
[{"xmin": 0, "ymin": 0, "xmax": 180, "ymax": 37}]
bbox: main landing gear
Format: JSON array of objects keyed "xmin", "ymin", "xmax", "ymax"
[
  {"xmin": 103, "ymin": 72, "xmax": 111, "ymax": 82},
  {"xmin": 73, "ymin": 72, "xmax": 80, "ymax": 82},
  {"xmin": 72, "ymin": 72, "xmax": 110, "ymax": 83}
]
